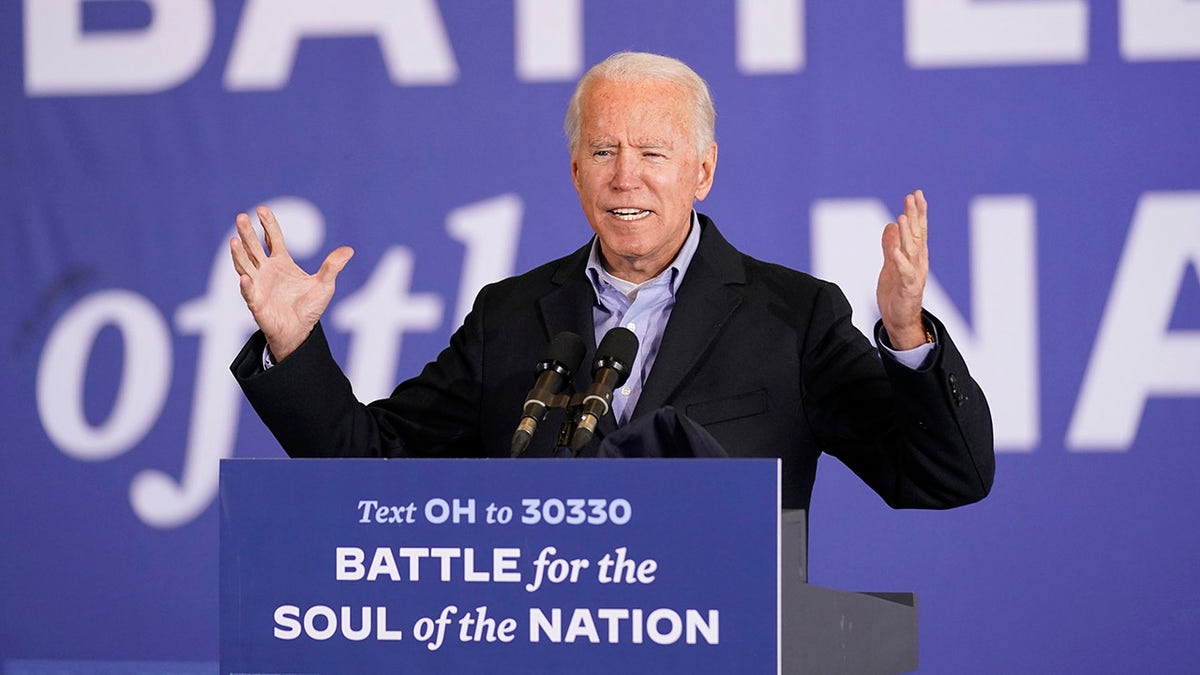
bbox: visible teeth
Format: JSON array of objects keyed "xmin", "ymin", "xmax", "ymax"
[{"xmin": 610, "ymin": 208, "xmax": 651, "ymax": 221}]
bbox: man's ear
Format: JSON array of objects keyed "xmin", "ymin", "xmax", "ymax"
[{"xmin": 694, "ymin": 142, "xmax": 718, "ymax": 201}]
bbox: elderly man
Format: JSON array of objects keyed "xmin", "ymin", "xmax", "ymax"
[{"xmin": 230, "ymin": 52, "xmax": 994, "ymax": 511}]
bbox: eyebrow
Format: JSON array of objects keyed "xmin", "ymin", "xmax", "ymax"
[{"xmin": 586, "ymin": 138, "xmax": 674, "ymax": 150}]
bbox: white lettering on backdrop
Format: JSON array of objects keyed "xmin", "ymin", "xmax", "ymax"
[
  {"xmin": 36, "ymin": 194, "xmax": 523, "ymax": 528},
  {"xmin": 25, "ymin": 0, "xmax": 1200, "ymax": 97}
]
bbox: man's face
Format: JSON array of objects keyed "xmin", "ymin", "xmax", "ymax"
[{"xmin": 571, "ymin": 77, "xmax": 717, "ymax": 283}]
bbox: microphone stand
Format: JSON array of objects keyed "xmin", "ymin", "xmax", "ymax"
[
  {"xmin": 511, "ymin": 390, "xmax": 574, "ymax": 458},
  {"xmin": 553, "ymin": 394, "xmax": 589, "ymax": 458}
]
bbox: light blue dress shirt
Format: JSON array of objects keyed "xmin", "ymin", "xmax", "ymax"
[{"xmin": 585, "ymin": 213, "xmax": 703, "ymax": 423}]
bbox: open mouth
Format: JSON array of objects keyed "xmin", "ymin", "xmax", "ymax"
[{"xmin": 608, "ymin": 208, "xmax": 652, "ymax": 221}]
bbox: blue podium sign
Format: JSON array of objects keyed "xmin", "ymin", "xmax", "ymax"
[{"xmin": 219, "ymin": 458, "xmax": 781, "ymax": 673}]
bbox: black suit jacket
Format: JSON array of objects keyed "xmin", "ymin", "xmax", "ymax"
[{"xmin": 232, "ymin": 214, "xmax": 994, "ymax": 510}]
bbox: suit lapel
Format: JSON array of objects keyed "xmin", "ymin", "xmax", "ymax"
[
  {"xmin": 632, "ymin": 216, "xmax": 746, "ymax": 419},
  {"xmin": 538, "ymin": 271, "xmax": 596, "ymax": 354},
  {"xmin": 537, "ymin": 244, "xmax": 605, "ymax": 431}
]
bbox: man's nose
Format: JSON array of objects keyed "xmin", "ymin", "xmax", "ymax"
[{"xmin": 610, "ymin": 154, "xmax": 641, "ymax": 190}]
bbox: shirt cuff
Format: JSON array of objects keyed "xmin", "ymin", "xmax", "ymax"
[
  {"xmin": 883, "ymin": 341, "xmax": 935, "ymax": 369},
  {"xmin": 262, "ymin": 346, "xmax": 276, "ymax": 371},
  {"xmin": 876, "ymin": 321, "xmax": 937, "ymax": 370}
]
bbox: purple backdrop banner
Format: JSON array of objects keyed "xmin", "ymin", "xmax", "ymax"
[{"xmin": 3, "ymin": 1, "xmax": 1199, "ymax": 672}]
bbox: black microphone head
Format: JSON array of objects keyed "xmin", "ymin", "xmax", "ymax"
[
  {"xmin": 535, "ymin": 331, "xmax": 587, "ymax": 381},
  {"xmin": 593, "ymin": 327, "xmax": 639, "ymax": 385}
]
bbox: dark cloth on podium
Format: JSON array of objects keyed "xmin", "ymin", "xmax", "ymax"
[
  {"xmin": 231, "ymin": 214, "xmax": 995, "ymax": 511},
  {"xmin": 594, "ymin": 406, "xmax": 729, "ymax": 459}
]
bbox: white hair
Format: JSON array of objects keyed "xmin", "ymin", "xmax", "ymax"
[{"xmin": 564, "ymin": 51, "xmax": 716, "ymax": 158}]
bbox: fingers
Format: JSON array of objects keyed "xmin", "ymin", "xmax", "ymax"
[
  {"xmin": 230, "ymin": 237, "xmax": 253, "ymax": 278},
  {"xmin": 914, "ymin": 188, "xmax": 928, "ymax": 223},
  {"xmin": 880, "ymin": 220, "xmax": 900, "ymax": 260},
  {"xmin": 894, "ymin": 189, "xmax": 929, "ymax": 259},
  {"xmin": 909, "ymin": 188, "xmax": 927, "ymax": 249},
  {"xmin": 257, "ymin": 205, "xmax": 289, "ymax": 257},
  {"xmin": 316, "ymin": 246, "xmax": 355, "ymax": 284},
  {"xmin": 233, "ymin": 211, "xmax": 268, "ymax": 266},
  {"xmin": 880, "ymin": 221, "xmax": 914, "ymax": 278},
  {"xmin": 231, "ymin": 212, "xmax": 264, "ymax": 279},
  {"xmin": 230, "ymin": 205, "xmax": 298, "ymax": 279},
  {"xmin": 896, "ymin": 195, "xmax": 916, "ymax": 255}
]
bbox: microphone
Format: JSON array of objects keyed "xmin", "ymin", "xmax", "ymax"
[
  {"xmin": 511, "ymin": 332, "xmax": 586, "ymax": 457},
  {"xmin": 568, "ymin": 327, "xmax": 639, "ymax": 455}
]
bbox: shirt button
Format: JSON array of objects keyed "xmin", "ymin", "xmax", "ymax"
[
  {"xmin": 626, "ymin": 322, "xmax": 636, "ymax": 331},
  {"xmin": 620, "ymin": 386, "xmax": 632, "ymax": 396}
]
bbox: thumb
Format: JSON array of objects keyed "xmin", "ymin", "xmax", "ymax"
[
  {"xmin": 880, "ymin": 221, "xmax": 901, "ymax": 262},
  {"xmin": 316, "ymin": 246, "xmax": 355, "ymax": 283}
]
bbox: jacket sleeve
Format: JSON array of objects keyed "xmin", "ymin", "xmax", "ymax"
[
  {"xmin": 229, "ymin": 305, "xmax": 487, "ymax": 459},
  {"xmin": 801, "ymin": 283, "xmax": 995, "ymax": 509}
]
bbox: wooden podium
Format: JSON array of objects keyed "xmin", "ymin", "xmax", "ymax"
[{"xmin": 220, "ymin": 458, "xmax": 918, "ymax": 673}]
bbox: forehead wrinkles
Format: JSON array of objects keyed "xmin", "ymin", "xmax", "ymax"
[{"xmin": 580, "ymin": 80, "xmax": 693, "ymax": 146}]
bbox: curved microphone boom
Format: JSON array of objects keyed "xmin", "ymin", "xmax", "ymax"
[
  {"xmin": 568, "ymin": 327, "xmax": 639, "ymax": 455},
  {"xmin": 511, "ymin": 332, "xmax": 586, "ymax": 457}
]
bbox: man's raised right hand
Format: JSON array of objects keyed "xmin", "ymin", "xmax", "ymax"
[{"xmin": 229, "ymin": 205, "xmax": 354, "ymax": 362}]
